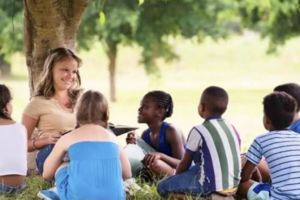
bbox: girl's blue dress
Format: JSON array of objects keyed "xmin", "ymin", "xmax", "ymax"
[{"xmin": 55, "ymin": 141, "xmax": 125, "ymax": 200}]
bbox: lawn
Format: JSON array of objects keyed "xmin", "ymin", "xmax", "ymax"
[{"xmin": 1, "ymin": 32, "xmax": 300, "ymax": 199}]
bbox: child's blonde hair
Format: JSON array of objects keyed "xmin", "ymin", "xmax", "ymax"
[{"xmin": 76, "ymin": 90, "xmax": 109, "ymax": 128}]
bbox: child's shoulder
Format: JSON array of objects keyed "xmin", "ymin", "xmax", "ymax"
[
  {"xmin": 165, "ymin": 123, "xmax": 183, "ymax": 136},
  {"xmin": 255, "ymin": 129, "xmax": 300, "ymax": 140}
]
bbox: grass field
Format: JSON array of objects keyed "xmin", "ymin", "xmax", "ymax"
[{"xmin": 1, "ymin": 32, "xmax": 300, "ymax": 199}]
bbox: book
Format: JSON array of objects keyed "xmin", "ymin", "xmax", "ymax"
[{"xmin": 108, "ymin": 123, "xmax": 138, "ymax": 136}]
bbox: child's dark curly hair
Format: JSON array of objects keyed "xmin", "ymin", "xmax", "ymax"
[
  {"xmin": 263, "ymin": 91, "xmax": 296, "ymax": 130},
  {"xmin": 274, "ymin": 83, "xmax": 300, "ymax": 112},
  {"xmin": 144, "ymin": 90, "xmax": 173, "ymax": 120}
]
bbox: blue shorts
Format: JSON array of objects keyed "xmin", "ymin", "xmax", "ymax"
[
  {"xmin": 247, "ymin": 182, "xmax": 271, "ymax": 200},
  {"xmin": 0, "ymin": 182, "xmax": 26, "ymax": 194},
  {"xmin": 36, "ymin": 144, "xmax": 54, "ymax": 174},
  {"xmin": 157, "ymin": 164, "xmax": 205, "ymax": 197}
]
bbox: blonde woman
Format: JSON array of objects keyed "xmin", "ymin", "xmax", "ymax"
[{"xmin": 22, "ymin": 47, "xmax": 82, "ymax": 174}]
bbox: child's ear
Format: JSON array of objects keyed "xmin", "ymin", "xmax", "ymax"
[
  {"xmin": 200, "ymin": 102, "xmax": 206, "ymax": 112},
  {"xmin": 156, "ymin": 107, "xmax": 165, "ymax": 119},
  {"xmin": 198, "ymin": 102, "xmax": 205, "ymax": 117},
  {"xmin": 263, "ymin": 114, "xmax": 272, "ymax": 130}
]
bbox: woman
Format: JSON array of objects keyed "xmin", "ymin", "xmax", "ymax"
[{"xmin": 22, "ymin": 47, "xmax": 82, "ymax": 174}]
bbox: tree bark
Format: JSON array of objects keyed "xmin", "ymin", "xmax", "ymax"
[
  {"xmin": 106, "ymin": 41, "xmax": 117, "ymax": 102},
  {"xmin": 23, "ymin": 0, "xmax": 89, "ymax": 95}
]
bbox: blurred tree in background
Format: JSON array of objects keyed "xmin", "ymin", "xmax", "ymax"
[
  {"xmin": 0, "ymin": 1, "xmax": 23, "ymax": 76},
  {"xmin": 77, "ymin": 0, "xmax": 138, "ymax": 101},
  {"xmin": 239, "ymin": 0, "xmax": 300, "ymax": 52},
  {"xmin": 0, "ymin": 0, "xmax": 299, "ymax": 98},
  {"xmin": 78, "ymin": 0, "xmax": 240, "ymax": 101}
]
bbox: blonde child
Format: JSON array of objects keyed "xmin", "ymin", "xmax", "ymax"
[{"xmin": 41, "ymin": 90, "xmax": 131, "ymax": 200}]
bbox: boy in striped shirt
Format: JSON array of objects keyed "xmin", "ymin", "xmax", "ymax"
[
  {"xmin": 238, "ymin": 91, "xmax": 300, "ymax": 200},
  {"xmin": 157, "ymin": 86, "xmax": 241, "ymax": 197}
]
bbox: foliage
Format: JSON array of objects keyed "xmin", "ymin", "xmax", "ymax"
[
  {"xmin": 77, "ymin": 0, "xmax": 137, "ymax": 52},
  {"xmin": 238, "ymin": 0, "xmax": 300, "ymax": 51},
  {"xmin": 135, "ymin": 0, "xmax": 241, "ymax": 74},
  {"xmin": 0, "ymin": 1, "xmax": 23, "ymax": 61},
  {"xmin": 78, "ymin": 0, "xmax": 241, "ymax": 74}
]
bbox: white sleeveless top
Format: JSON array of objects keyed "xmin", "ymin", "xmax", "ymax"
[{"xmin": 0, "ymin": 122, "xmax": 27, "ymax": 176}]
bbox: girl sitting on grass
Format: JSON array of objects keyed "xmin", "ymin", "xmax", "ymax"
[
  {"xmin": 125, "ymin": 90, "xmax": 185, "ymax": 179},
  {"xmin": 41, "ymin": 90, "xmax": 131, "ymax": 200},
  {"xmin": 0, "ymin": 84, "xmax": 27, "ymax": 195}
]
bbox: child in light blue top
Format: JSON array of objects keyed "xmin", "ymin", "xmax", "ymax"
[
  {"xmin": 238, "ymin": 92, "xmax": 300, "ymax": 200},
  {"xmin": 42, "ymin": 90, "xmax": 131, "ymax": 200}
]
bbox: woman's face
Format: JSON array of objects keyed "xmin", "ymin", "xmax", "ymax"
[{"xmin": 52, "ymin": 57, "xmax": 78, "ymax": 92}]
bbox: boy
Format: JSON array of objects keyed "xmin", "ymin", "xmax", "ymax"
[
  {"xmin": 274, "ymin": 83, "xmax": 300, "ymax": 133},
  {"xmin": 157, "ymin": 86, "xmax": 241, "ymax": 197},
  {"xmin": 238, "ymin": 92, "xmax": 300, "ymax": 199}
]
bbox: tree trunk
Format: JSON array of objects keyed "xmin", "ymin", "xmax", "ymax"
[
  {"xmin": 23, "ymin": 0, "xmax": 89, "ymax": 95},
  {"xmin": 106, "ymin": 41, "xmax": 117, "ymax": 102}
]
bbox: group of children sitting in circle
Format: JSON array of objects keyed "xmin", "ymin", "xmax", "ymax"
[{"xmin": 1, "ymin": 47, "xmax": 300, "ymax": 200}]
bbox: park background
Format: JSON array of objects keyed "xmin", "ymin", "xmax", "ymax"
[
  {"xmin": 3, "ymin": 32, "xmax": 300, "ymax": 151},
  {"xmin": 1, "ymin": 1, "xmax": 300, "ymax": 199}
]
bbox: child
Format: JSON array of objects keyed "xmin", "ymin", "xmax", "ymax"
[
  {"xmin": 125, "ymin": 90, "xmax": 185, "ymax": 178},
  {"xmin": 157, "ymin": 86, "xmax": 241, "ymax": 197},
  {"xmin": 238, "ymin": 91, "xmax": 300, "ymax": 199},
  {"xmin": 41, "ymin": 90, "xmax": 131, "ymax": 200},
  {"xmin": 0, "ymin": 84, "xmax": 27, "ymax": 194},
  {"xmin": 253, "ymin": 82, "xmax": 300, "ymax": 184},
  {"xmin": 274, "ymin": 83, "xmax": 300, "ymax": 133}
]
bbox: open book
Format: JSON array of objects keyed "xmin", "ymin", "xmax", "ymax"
[{"xmin": 108, "ymin": 123, "xmax": 138, "ymax": 136}]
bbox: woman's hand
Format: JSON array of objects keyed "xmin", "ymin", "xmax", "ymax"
[
  {"xmin": 31, "ymin": 132, "xmax": 62, "ymax": 151},
  {"xmin": 43, "ymin": 133, "xmax": 62, "ymax": 144}
]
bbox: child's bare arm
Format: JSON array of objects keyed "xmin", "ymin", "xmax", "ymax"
[
  {"xmin": 176, "ymin": 152, "xmax": 193, "ymax": 174},
  {"xmin": 240, "ymin": 160, "xmax": 257, "ymax": 182},
  {"xmin": 120, "ymin": 149, "xmax": 132, "ymax": 180},
  {"xmin": 42, "ymin": 136, "xmax": 67, "ymax": 181},
  {"xmin": 167, "ymin": 126, "xmax": 185, "ymax": 159}
]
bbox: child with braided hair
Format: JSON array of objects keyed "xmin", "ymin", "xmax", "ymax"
[{"xmin": 125, "ymin": 90, "xmax": 185, "ymax": 178}]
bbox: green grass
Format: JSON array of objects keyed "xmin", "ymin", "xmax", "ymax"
[
  {"xmin": 1, "ymin": 32, "xmax": 300, "ymax": 199},
  {"xmin": 0, "ymin": 176, "xmax": 50, "ymax": 200}
]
